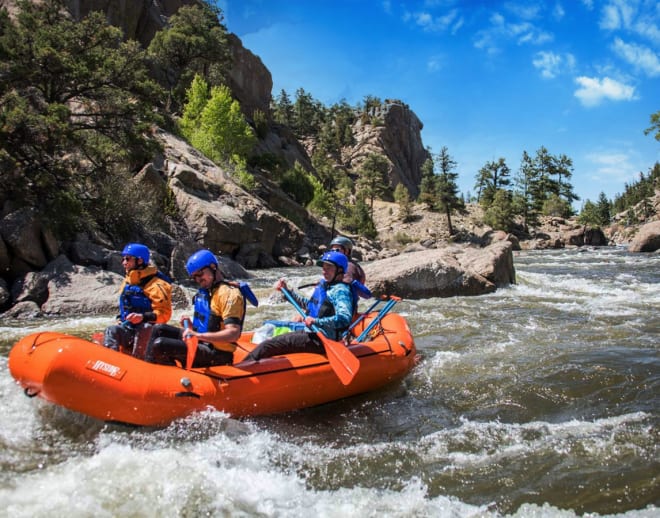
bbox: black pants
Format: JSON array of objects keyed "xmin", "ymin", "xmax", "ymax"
[
  {"xmin": 103, "ymin": 323, "xmax": 153, "ymax": 357},
  {"xmin": 145, "ymin": 324, "xmax": 233, "ymax": 367},
  {"xmin": 244, "ymin": 331, "xmax": 325, "ymax": 362}
]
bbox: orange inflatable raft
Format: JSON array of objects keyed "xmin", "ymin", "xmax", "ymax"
[{"xmin": 8, "ymin": 312, "xmax": 416, "ymax": 426}]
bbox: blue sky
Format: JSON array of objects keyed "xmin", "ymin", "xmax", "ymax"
[{"xmin": 219, "ymin": 0, "xmax": 660, "ymax": 207}]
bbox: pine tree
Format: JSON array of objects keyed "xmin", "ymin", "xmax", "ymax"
[
  {"xmin": 434, "ymin": 146, "xmax": 463, "ymax": 236},
  {"xmin": 272, "ymin": 89, "xmax": 294, "ymax": 126},
  {"xmin": 147, "ymin": 2, "xmax": 230, "ymax": 111},
  {"xmin": 394, "ymin": 184, "xmax": 414, "ymax": 222},
  {"xmin": 418, "ymin": 157, "xmax": 438, "ymax": 209},
  {"xmin": 356, "ymin": 153, "xmax": 390, "ymax": 219},
  {"xmin": 476, "ymin": 158, "xmax": 511, "ymax": 207}
]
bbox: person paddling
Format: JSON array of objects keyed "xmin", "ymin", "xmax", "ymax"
[
  {"xmin": 243, "ymin": 251, "xmax": 353, "ymax": 362},
  {"xmin": 145, "ymin": 250, "xmax": 245, "ymax": 367}
]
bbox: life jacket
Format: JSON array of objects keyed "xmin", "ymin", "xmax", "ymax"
[
  {"xmin": 192, "ymin": 281, "xmax": 253, "ymax": 332},
  {"xmin": 306, "ymin": 280, "xmax": 336, "ymax": 318},
  {"xmin": 119, "ymin": 271, "xmax": 171, "ymax": 321},
  {"xmin": 307, "ymin": 279, "xmax": 366, "ymax": 320}
]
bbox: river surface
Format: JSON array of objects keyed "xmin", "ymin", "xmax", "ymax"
[{"xmin": 0, "ymin": 248, "xmax": 658, "ymax": 517}]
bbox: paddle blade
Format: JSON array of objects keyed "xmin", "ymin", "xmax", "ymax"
[
  {"xmin": 185, "ymin": 335, "xmax": 198, "ymax": 370},
  {"xmin": 320, "ymin": 335, "xmax": 360, "ymax": 386},
  {"xmin": 183, "ymin": 319, "xmax": 198, "ymax": 370}
]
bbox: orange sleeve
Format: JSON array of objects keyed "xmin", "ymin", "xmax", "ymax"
[{"xmin": 144, "ymin": 278, "xmax": 172, "ymax": 324}]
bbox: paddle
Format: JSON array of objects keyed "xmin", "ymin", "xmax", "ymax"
[
  {"xmin": 183, "ymin": 319, "xmax": 198, "ymax": 370},
  {"xmin": 355, "ymin": 296, "xmax": 401, "ymax": 343},
  {"xmin": 280, "ymin": 287, "xmax": 360, "ymax": 386},
  {"xmin": 343, "ymin": 296, "xmax": 385, "ymax": 341}
]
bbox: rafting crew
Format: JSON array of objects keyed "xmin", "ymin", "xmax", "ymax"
[
  {"xmin": 145, "ymin": 250, "xmax": 246, "ymax": 367},
  {"xmin": 103, "ymin": 243, "xmax": 172, "ymax": 356},
  {"xmin": 243, "ymin": 250, "xmax": 354, "ymax": 362}
]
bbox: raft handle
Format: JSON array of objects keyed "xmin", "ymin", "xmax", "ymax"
[
  {"xmin": 174, "ymin": 392, "xmax": 201, "ymax": 399},
  {"xmin": 24, "ymin": 387, "xmax": 39, "ymax": 398}
]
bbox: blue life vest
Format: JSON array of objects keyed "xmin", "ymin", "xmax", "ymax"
[
  {"xmin": 192, "ymin": 287, "xmax": 213, "ymax": 333},
  {"xmin": 192, "ymin": 282, "xmax": 249, "ymax": 333},
  {"xmin": 118, "ymin": 272, "xmax": 171, "ymax": 321},
  {"xmin": 306, "ymin": 281, "xmax": 336, "ymax": 318}
]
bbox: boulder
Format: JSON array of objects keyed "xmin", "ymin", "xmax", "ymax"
[
  {"xmin": 0, "ymin": 208, "xmax": 59, "ymax": 275},
  {"xmin": 628, "ymin": 220, "xmax": 660, "ymax": 252},
  {"xmin": 40, "ymin": 256, "xmax": 122, "ymax": 316},
  {"xmin": 363, "ymin": 241, "xmax": 515, "ymax": 299},
  {"xmin": 2, "ymin": 300, "xmax": 41, "ymax": 320},
  {"xmin": 0, "ymin": 277, "xmax": 9, "ymax": 309}
]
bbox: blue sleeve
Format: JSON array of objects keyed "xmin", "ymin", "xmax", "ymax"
[
  {"xmin": 315, "ymin": 283, "xmax": 353, "ymax": 338},
  {"xmin": 289, "ymin": 289, "xmax": 309, "ymax": 312}
]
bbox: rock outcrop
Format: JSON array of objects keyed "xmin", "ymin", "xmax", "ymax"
[
  {"xmin": 628, "ymin": 220, "xmax": 660, "ymax": 252},
  {"xmin": 347, "ymin": 102, "xmax": 430, "ymax": 198},
  {"xmin": 363, "ymin": 241, "xmax": 515, "ymax": 299}
]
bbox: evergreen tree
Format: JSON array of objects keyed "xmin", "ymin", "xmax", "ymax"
[
  {"xmin": 476, "ymin": 158, "xmax": 511, "ymax": 207},
  {"xmin": 512, "ymin": 151, "xmax": 540, "ymax": 231},
  {"xmin": 280, "ymin": 162, "xmax": 315, "ymax": 206},
  {"xmin": 147, "ymin": 2, "xmax": 230, "ymax": 112},
  {"xmin": 0, "ymin": 0, "xmax": 164, "ymax": 238},
  {"xmin": 578, "ymin": 200, "xmax": 600, "ymax": 226},
  {"xmin": 394, "ymin": 183, "xmax": 414, "ymax": 222},
  {"xmin": 596, "ymin": 192, "xmax": 611, "ymax": 226},
  {"xmin": 272, "ymin": 89, "xmax": 294, "ymax": 126},
  {"xmin": 484, "ymin": 189, "xmax": 514, "ymax": 231},
  {"xmin": 418, "ymin": 157, "xmax": 438, "ymax": 209},
  {"xmin": 434, "ymin": 146, "xmax": 464, "ymax": 235},
  {"xmin": 644, "ymin": 109, "xmax": 660, "ymax": 141},
  {"xmin": 293, "ymin": 87, "xmax": 322, "ymax": 136},
  {"xmin": 356, "ymin": 153, "xmax": 390, "ymax": 219}
]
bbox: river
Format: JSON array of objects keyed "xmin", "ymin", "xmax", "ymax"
[{"xmin": 0, "ymin": 247, "xmax": 658, "ymax": 517}]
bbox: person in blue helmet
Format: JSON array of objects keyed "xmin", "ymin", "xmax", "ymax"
[
  {"xmin": 243, "ymin": 250, "xmax": 353, "ymax": 362},
  {"xmin": 103, "ymin": 243, "xmax": 172, "ymax": 356},
  {"xmin": 145, "ymin": 249, "xmax": 246, "ymax": 367}
]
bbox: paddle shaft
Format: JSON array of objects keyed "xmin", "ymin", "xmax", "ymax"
[
  {"xmin": 343, "ymin": 297, "xmax": 384, "ymax": 340},
  {"xmin": 355, "ymin": 297, "xmax": 399, "ymax": 343}
]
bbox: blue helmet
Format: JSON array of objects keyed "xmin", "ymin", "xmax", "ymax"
[
  {"xmin": 316, "ymin": 250, "xmax": 348, "ymax": 273},
  {"xmin": 186, "ymin": 250, "xmax": 218, "ymax": 276},
  {"xmin": 122, "ymin": 243, "xmax": 150, "ymax": 265}
]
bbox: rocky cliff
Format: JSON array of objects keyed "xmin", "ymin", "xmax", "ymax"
[{"xmin": 346, "ymin": 102, "xmax": 429, "ymax": 197}]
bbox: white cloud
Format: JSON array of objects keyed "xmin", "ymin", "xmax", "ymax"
[
  {"xmin": 412, "ymin": 8, "xmax": 463, "ymax": 33},
  {"xmin": 585, "ymin": 151, "xmax": 638, "ymax": 184},
  {"xmin": 599, "ymin": 0, "xmax": 636, "ymax": 31},
  {"xmin": 427, "ymin": 55, "xmax": 445, "ymax": 72},
  {"xmin": 581, "ymin": 0, "xmax": 594, "ymax": 10},
  {"xmin": 533, "ymin": 51, "xmax": 575, "ymax": 78},
  {"xmin": 596, "ymin": 0, "xmax": 660, "ymax": 50},
  {"xmin": 504, "ymin": 2, "xmax": 542, "ymax": 20},
  {"xmin": 553, "ymin": 2, "xmax": 565, "ymax": 21},
  {"xmin": 634, "ymin": 20, "xmax": 660, "ymax": 45},
  {"xmin": 474, "ymin": 11, "xmax": 553, "ymax": 53},
  {"xmin": 574, "ymin": 76, "xmax": 636, "ymax": 106},
  {"xmin": 612, "ymin": 37, "xmax": 660, "ymax": 76}
]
